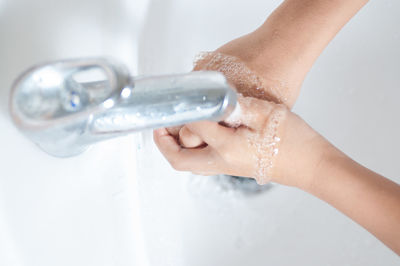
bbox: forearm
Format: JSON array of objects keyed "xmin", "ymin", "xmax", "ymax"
[
  {"xmin": 299, "ymin": 141, "xmax": 400, "ymax": 255},
  {"xmin": 216, "ymin": 0, "xmax": 368, "ymax": 107}
]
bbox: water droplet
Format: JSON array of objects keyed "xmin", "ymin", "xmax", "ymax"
[
  {"xmin": 103, "ymin": 99, "xmax": 114, "ymax": 108},
  {"xmin": 70, "ymin": 92, "xmax": 80, "ymax": 108},
  {"xmin": 121, "ymin": 87, "xmax": 131, "ymax": 98}
]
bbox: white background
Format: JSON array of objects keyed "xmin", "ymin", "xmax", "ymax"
[{"xmin": 0, "ymin": 0, "xmax": 399, "ymax": 265}]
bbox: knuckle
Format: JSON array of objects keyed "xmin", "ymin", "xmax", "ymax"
[
  {"xmin": 166, "ymin": 126, "xmax": 183, "ymax": 137},
  {"xmin": 171, "ymin": 163, "xmax": 183, "ymax": 171},
  {"xmin": 169, "ymin": 157, "xmax": 186, "ymax": 171}
]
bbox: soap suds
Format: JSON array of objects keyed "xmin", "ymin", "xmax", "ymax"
[
  {"xmin": 193, "ymin": 52, "xmax": 288, "ymax": 185},
  {"xmin": 193, "ymin": 51, "xmax": 288, "ymax": 104},
  {"xmin": 231, "ymin": 95, "xmax": 286, "ymax": 185},
  {"xmin": 225, "ymin": 95, "xmax": 286, "ymax": 185},
  {"xmin": 250, "ymin": 106, "xmax": 286, "ymax": 185}
]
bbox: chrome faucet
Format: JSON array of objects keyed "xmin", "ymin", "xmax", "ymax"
[{"xmin": 10, "ymin": 58, "xmax": 237, "ymax": 157}]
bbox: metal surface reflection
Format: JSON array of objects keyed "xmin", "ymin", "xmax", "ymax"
[{"xmin": 10, "ymin": 58, "xmax": 236, "ymax": 157}]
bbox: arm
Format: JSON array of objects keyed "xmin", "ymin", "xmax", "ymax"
[
  {"xmin": 177, "ymin": 0, "xmax": 368, "ymax": 147},
  {"xmin": 303, "ymin": 145, "xmax": 400, "ymax": 255}
]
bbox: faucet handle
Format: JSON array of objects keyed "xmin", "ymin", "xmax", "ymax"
[{"xmin": 10, "ymin": 58, "xmax": 130, "ymax": 129}]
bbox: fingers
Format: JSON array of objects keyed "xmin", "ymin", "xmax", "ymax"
[
  {"xmin": 166, "ymin": 126, "xmax": 182, "ymax": 137},
  {"xmin": 153, "ymin": 128, "xmax": 181, "ymax": 154},
  {"xmin": 153, "ymin": 128, "xmax": 217, "ymax": 173},
  {"xmin": 179, "ymin": 126, "xmax": 205, "ymax": 148},
  {"xmin": 185, "ymin": 121, "xmax": 235, "ymax": 148}
]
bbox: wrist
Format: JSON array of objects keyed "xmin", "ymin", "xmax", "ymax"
[
  {"xmin": 272, "ymin": 113, "xmax": 337, "ymax": 190},
  {"xmin": 215, "ymin": 32, "xmax": 303, "ymax": 108}
]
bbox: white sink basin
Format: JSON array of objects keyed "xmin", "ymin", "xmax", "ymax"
[{"xmin": 0, "ymin": 0, "xmax": 399, "ymax": 265}]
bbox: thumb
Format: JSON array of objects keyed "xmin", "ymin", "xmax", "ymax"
[{"xmin": 179, "ymin": 126, "xmax": 205, "ymax": 148}]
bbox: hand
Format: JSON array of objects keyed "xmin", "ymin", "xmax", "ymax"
[{"xmin": 154, "ymin": 95, "xmax": 327, "ymax": 187}]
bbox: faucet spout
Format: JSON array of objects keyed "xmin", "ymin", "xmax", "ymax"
[{"xmin": 10, "ymin": 58, "xmax": 236, "ymax": 157}]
